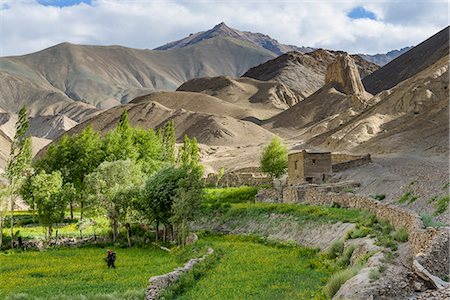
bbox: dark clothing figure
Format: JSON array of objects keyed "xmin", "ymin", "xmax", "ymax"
[{"xmin": 105, "ymin": 250, "xmax": 117, "ymax": 269}]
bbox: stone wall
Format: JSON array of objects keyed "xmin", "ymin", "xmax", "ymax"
[
  {"xmin": 145, "ymin": 248, "xmax": 214, "ymax": 300},
  {"xmin": 332, "ymin": 154, "xmax": 371, "ymax": 172},
  {"xmin": 205, "ymin": 167, "xmax": 271, "ymax": 187},
  {"xmin": 283, "ymin": 185, "xmax": 449, "ymax": 277}
]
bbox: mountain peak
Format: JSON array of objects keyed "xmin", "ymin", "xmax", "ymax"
[
  {"xmin": 154, "ymin": 23, "xmax": 310, "ymax": 55},
  {"xmin": 212, "ymin": 22, "xmax": 229, "ymax": 30}
]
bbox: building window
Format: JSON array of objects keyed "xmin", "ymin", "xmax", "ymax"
[
  {"xmin": 312, "ymin": 159, "xmax": 316, "ymax": 164},
  {"xmin": 295, "ymin": 161, "xmax": 298, "ymax": 170}
]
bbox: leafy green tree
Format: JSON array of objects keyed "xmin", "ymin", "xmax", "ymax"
[
  {"xmin": 37, "ymin": 127, "xmax": 103, "ymax": 219},
  {"xmin": 29, "ymin": 171, "xmax": 65, "ymax": 240},
  {"xmin": 6, "ymin": 106, "xmax": 32, "ymax": 248},
  {"xmin": 104, "ymin": 110, "xmax": 138, "ymax": 162},
  {"xmin": 162, "ymin": 120, "xmax": 176, "ymax": 163},
  {"xmin": 260, "ymin": 137, "xmax": 288, "ymax": 180},
  {"xmin": 172, "ymin": 136, "xmax": 204, "ymax": 245},
  {"xmin": 140, "ymin": 166, "xmax": 183, "ymax": 241},
  {"xmin": 85, "ymin": 160, "xmax": 143, "ymax": 243},
  {"xmin": 133, "ymin": 127, "xmax": 164, "ymax": 175}
]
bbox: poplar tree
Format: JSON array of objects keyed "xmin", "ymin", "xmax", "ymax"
[
  {"xmin": 6, "ymin": 106, "xmax": 32, "ymax": 248},
  {"xmin": 162, "ymin": 120, "xmax": 176, "ymax": 164}
]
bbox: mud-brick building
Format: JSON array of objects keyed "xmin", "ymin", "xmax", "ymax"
[{"xmin": 288, "ymin": 150, "xmax": 332, "ymax": 185}]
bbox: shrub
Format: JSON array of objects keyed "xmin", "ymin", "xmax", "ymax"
[
  {"xmin": 369, "ymin": 268, "xmax": 381, "ymax": 282},
  {"xmin": 421, "ymin": 213, "xmax": 446, "ymax": 228},
  {"xmin": 346, "ymin": 226, "xmax": 371, "ymax": 239},
  {"xmin": 327, "ymin": 240, "xmax": 344, "ymax": 259},
  {"xmin": 336, "ymin": 244, "xmax": 356, "ymax": 268},
  {"xmin": 203, "ymin": 186, "xmax": 258, "ymax": 204},
  {"xmin": 371, "ymin": 194, "xmax": 385, "ymax": 201},
  {"xmin": 375, "ymin": 235, "xmax": 398, "ymax": 251},
  {"xmin": 392, "ymin": 228, "xmax": 408, "ymax": 242},
  {"xmin": 398, "ymin": 192, "xmax": 418, "ymax": 204},
  {"xmin": 432, "ymin": 195, "xmax": 449, "ymax": 215},
  {"xmin": 323, "ymin": 266, "xmax": 360, "ymax": 298}
]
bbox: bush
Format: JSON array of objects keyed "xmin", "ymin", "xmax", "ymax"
[
  {"xmin": 432, "ymin": 195, "xmax": 449, "ymax": 215},
  {"xmin": 375, "ymin": 235, "xmax": 398, "ymax": 251},
  {"xmin": 202, "ymin": 186, "xmax": 258, "ymax": 204},
  {"xmin": 323, "ymin": 266, "xmax": 360, "ymax": 298},
  {"xmin": 398, "ymin": 192, "xmax": 418, "ymax": 204},
  {"xmin": 369, "ymin": 268, "xmax": 381, "ymax": 282},
  {"xmin": 392, "ymin": 228, "xmax": 408, "ymax": 242},
  {"xmin": 336, "ymin": 244, "xmax": 356, "ymax": 268},
  {"xmin": 421, "ymin": 213, "xmax": 446, "ymax": 228},
  {"xmin": 327, "ymin": 240, "xmax": 344, "ymax": 259},
  {"xmin": 371, "ymin": 194, "xmax": 385, "ymax": 201},
  {"xmin": 346, "ymin": 226, "xmax": 371, "ymax": 239}
]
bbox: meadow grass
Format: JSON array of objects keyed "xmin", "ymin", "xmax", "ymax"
[
  {"xmin": 0, "ymin": 246, "xmax": 180, "ymax": 299},
  {"xmin": 203, "ymin": 186, "xmax": 259, "ymax": 203},
  {"xmin": 204, "ymin": 202, "xmax": 363, "ymax": 224},
  {"xmin": 168, "ymin": 235, "xmax": 335, "ymax": 300}
]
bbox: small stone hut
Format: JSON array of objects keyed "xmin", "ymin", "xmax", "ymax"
[{"xmin": 288, "ymin": 150, "xmax": 332, "ymax": 185}]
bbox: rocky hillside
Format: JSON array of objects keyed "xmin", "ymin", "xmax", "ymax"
[
  {"xmin": 0, "ymin": 37, "xmax": 276, "ymax": 114},
  {"xmin": 155, "ymin": 22, "xmax": 313, "ymax": 55},
  {"xmin": 177, "ymin": 76, "xmax": 301, "ymax": 119},
  {"xmin": 362, "ymin": 26, "xmax": 449, "ymax": 95},
  {"xmin": 311, "ymin": 54, "xmax": 449, "ymax": 156},
  {"xmin": 358, "ymin": 47, "xmax": 413, "ymax": 66},
  {"xmin": 262, "ymin": 54, "xmax": 371, "ymax": 138},
  {"xmin": 58, "ymin": 98, "xmax": 276, "ymax": 148},
  {"xmin": 242, "ymin": 49, "xmax": 378, "ymax": 100}
]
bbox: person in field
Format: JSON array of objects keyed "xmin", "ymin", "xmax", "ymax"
[{"xmin": 105, "ymin": 249, "xmax": 117, "ymax": 269}]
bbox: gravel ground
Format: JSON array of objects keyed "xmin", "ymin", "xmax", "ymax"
[{"xmin": 334, "ymin": 153, "xmax": 449, "ymax": 224}]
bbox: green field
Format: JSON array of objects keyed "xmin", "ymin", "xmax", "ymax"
[
  {"xmin": 0, "ymin": 246, "xmax": 180, "ymax": 299},
  {"xmin": 171, "ymin": 236, "xmax": 334, "ymax": 300},
  {"xmin": 0, "ymin": 202, "xmax": 374, "ymax": 299}
]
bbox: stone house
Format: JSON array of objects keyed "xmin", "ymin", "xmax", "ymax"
[{"xmin": 288, "ymin": 150, "xmax": 332, "ymax": 185}]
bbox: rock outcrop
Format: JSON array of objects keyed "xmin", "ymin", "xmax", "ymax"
[{"xmin": 325, "ymin": 54, "xmax": 371, "ymax": 109}]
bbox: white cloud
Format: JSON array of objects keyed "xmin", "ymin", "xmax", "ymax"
[{"xmin": 0, "ymin": 0, "xmax": 448, "ymax": 56}]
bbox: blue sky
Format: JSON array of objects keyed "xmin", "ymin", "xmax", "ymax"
[
  {"xmin": 0, "ymin": 0, "xmax": 448, "ymax": 56},
  {"xmin": 348, "ymin": 6, "xmax": 377, "ymax": 20}
]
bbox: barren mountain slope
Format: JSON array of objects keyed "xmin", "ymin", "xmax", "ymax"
[
  {"xmin": 0, "ymin": 130, "xmax": 11, "ymax": 171},
  {"xmin": 155, "ymin": 22, "xmax": 313, "ymax": 55},
  {"xmin": 243, "ymin": 49, "xmax": 378, "ymax": 100},
  {"xmin": 177, "ymin": 76, "xmax": 301, "ymax": 119},
  {"xmin": 0, "ymin": 36, "xmax": 275, "ymax": 113},
  {"xmin": 60, "ymin": 99, "xmax": 275, "ymax": 147},
  {"xmin": 358, "ymin": 47, "xmax": 413, "ymax": 66},
  {"xmin": 362, "ymin": 26, "xmax": 449, "ymax": 95},
  {"xmin": 130, "ymin": 91, "xmax": 250, "ymax": 119},
  {"xmin": 263, "ymin": 54, "xmax": 371, "ymax": 139},
  {"xmin": 309, "ymin": 55, "xmax": 449, "ymax": 156}
]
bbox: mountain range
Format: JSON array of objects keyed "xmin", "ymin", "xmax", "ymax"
[{"xmin": 0, "ymin": 23, "xmax": 448, "ymax": 175}]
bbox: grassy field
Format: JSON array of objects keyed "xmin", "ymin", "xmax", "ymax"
[
  {"xmin": 0, "ymin": 246, "xmax": 180, "ymax": 299},
  {"xmin": 0, "ymin": 201, "xmax": 377, "ymax": 299},
  {"xmin": 163, "ymin": 235, "xmax": 335, "ymax": 300}
]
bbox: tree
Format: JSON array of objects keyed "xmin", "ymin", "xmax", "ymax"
[
  {"xmin": 260, "ymin": 137, "xmax": 288, "ymax": 180},
  {"xmin": 37, "ymin": 127, "xmax": 103, "ymax": 219},
  {"xmin": 6, "ymin": 106, "xmax": 32, "ymax": 248},
  {"xmin": 172, "ymin": 136, "xmax": 204, "ymax": 245},
  {"xmin": 0, "ymin": 177, "xmax": 8, "ymax": 249},
  {"xmin": 29, "ymin": 171, "xmax": 65, "ymax": 240},
  {"xmin": 133, "ymin": 127, "xmax": 164, "ymax": 175},
  {"xmin": 104, "ymin": 110, "xmax": 138, "ymax": 162},
  {"xmin": 162, "ymin": 120, "xmax": 176, "ymax": 164},
  {"xmin": 85, "ymin": 160, "xmax": 143, "ymax": 243},
  {"xmin": 140, "ymin": 166, "xmax": 183, "ymax": 241}
]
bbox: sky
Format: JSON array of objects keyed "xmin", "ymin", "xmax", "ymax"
[{"xmin": 0, "ymin": 0, "xmax": 448, "ymax": 57}]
